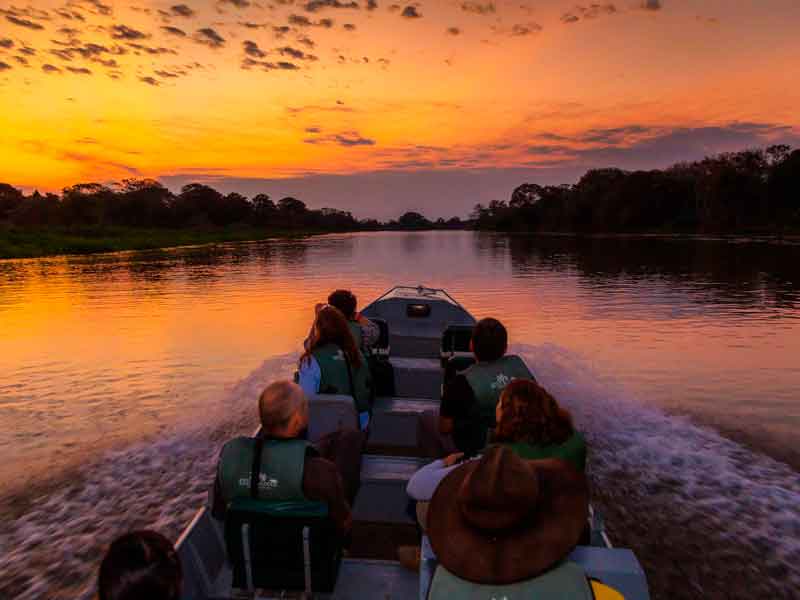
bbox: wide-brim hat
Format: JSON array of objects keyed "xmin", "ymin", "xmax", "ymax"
[{"xmin": 427, "ymin": 445, "xmax": 588, "ymax": 585}]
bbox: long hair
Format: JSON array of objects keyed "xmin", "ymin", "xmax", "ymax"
[
  {"xmin": 493, "ymin": 379, "xmax": 574, "ymax": 446},
  {"xmin": 300, "ymin": 305, "xmax": 362, "ymax": 369}
]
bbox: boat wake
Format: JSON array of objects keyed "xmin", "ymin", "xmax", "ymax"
[
  {"xmin": 0, "ymin": 354, "xmax": 297, "ymax": 600},
  {"xmin": 1, "ymin": 346, "xmax": 798, "ymax": 599},
  {"xmin": 515, "ymin": 343, "xmax": 800, "ymax": 598}
]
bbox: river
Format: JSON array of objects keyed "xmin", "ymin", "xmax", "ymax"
[{"xmin": 0, "ymin": 231, "xmax": 798, "ymax": 599}]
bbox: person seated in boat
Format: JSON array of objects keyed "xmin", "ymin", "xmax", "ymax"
[
  {"xmin": 304, "ymin": 289, "xmax": 379, "ymax": 353},
  {"xmin": 425, "ymin": 446, "xmax": 619, "ymax": 600},
  {"xmin": 419, "ymin": 317, "xmax": 534, "ymax": 458},
  {"xmin": 211, "ymin": 380, "xmax": 360, "ymax": 533},
  {"xmin": 493, "ymin": 378, "xmax": 586, "ymax": 471},
  {"xmin": 401, "ymin": 379, "xmax": 585, "ymax": 570},
  {"xmin": 99, "ymin": 530, "xmax": 182, "ymax": 600},
  {"xmin": 298, "ymin": 304, "xmax": 373, "ymax": 430}
]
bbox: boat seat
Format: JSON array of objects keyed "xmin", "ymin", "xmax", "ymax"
[
  {"xmin": 353, "ymin": 455, "xmax": 427, "ymax": 525},
  {"xmin": 419, "ymin": 543, "xmax": 650, "ymax": 600},
  {"xmin": 333, "ymin": 559, "xmax": 418, "ymax": 598},
  {"xmin": 368, "ymin": 317, "xmax": 391, "ymax": 357},
  {"xmin": 391, "ymin": 357, "xmax": 442, "ymax": 399},
  {"xmin": 369, "ymin": 396, "xmax": 439, "ymax": 448},
  {"xmin": 440, "ymin": 325, "xmax": 473, "ymax": 368},
  {"xmin": 224, "ymin": 498, "xmax": 343, "ymax": 595},
  {"xmin": 308, "ymin": 393, "xmax": 360, "ymax": 443}
]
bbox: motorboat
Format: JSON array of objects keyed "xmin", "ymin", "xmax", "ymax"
[{"xmin": 175, "ymin": 285, "xmax": 651, "ymax": 599}]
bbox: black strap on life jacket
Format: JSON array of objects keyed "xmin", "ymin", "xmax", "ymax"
[{"xmin": 250, "ymin": 436, "xmax": 265, "ymax": 500}]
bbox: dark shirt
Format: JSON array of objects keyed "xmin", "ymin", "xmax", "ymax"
[
  {"xmin": 211, "ymin": 445, "xmax": 352, "ymax": 534},
  {"xmin": 439, "ymin": 374, "xmax": 485, "ymax": 455}
]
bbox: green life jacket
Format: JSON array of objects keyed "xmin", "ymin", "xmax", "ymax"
[
  {"xmin": 313, "ymin": 343, "xmax": 371, "ymax": 414},
  {"xmin": 347, "ymin": 321, "xmax": 363, "ymax": 350},
  {"xmin": 428, "ymin": 561, "xmax": 595, "ymax": 600},
  {"xmin": 504, "ymin": 431, "xmax": 588, "ymax": 472},
  {"xmin": 462, "ymin": 355, "xmax": 534, "ymax": 424},
  {"xmin": 218, "ymin": 437, "xmax": 309, "ymax": 504}
]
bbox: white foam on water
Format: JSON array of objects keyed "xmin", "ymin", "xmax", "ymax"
[
  {"xmin": 514, "ymin": 343, "xmax": 800, "ymax": 590},
  {"xmin": 0, "ymin": 354, "xmax": 297, "ymax": 600}
]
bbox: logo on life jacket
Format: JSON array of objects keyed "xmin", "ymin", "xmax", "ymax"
[
  {"xmin": 333, "ymin": 350, "xmax": 345, "ymax": 361},
  {"xmin": 490, "ymin": 373, "xmax": 512, "ymax": 391},
  {"xmin": 238, "ymin": 473, "xmax": 280, "ymax": 490}
]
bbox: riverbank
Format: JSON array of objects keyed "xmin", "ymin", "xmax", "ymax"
[{"xmin": 0, "ymin": 226, "xmax": 328, "ymax": 259}]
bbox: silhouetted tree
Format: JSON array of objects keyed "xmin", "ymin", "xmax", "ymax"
[{"xmin": 0, "ymin": 183, "xmax": 24, "ymax": 221}]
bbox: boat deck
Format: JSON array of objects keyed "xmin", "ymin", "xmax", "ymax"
[{"xmin": 176, "ymin": 286, "xmax": 650, "ymax": 599}]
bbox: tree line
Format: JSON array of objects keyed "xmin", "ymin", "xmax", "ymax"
[
  {"xmin": 2, "ymin": 145, "xmax": 798, "ymax": 236},
  {"xmin": 473, "ymin": 145, "xmax": 800, "ymax": 233},
  {"xmin": 0, "ymin": 180, "xmax": 466, "ymax": 232}
]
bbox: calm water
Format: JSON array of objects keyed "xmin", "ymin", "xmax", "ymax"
[
  {"xmin": 1, "ymin": 232, "xmax": 798, "ymax": 491},
  {"xmin": 1, "ymin": 232, "xmax": 799, "ymax": 599}
]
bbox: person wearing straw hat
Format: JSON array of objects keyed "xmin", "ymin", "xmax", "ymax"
[{"xmin": 425, "ymin": 445, "xmax": 622, "ymax": 599}]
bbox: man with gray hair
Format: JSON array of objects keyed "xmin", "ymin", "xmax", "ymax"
[{"xmin": 211, "ymin": 380, "xmax": 363, "ymax": 534}]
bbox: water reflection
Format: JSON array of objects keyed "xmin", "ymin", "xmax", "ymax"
[{"xmin": 0, "ymin": 232, "xmax": 798, "ymax": 498}]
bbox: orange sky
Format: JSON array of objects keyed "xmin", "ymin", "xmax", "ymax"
[{"xmin": 1, "ymin": 0, "xmax": 799, "ymax": 216}]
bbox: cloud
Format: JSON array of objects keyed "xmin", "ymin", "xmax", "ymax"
[
  {"xmin": 562, "ymin": 3, "xmax": 617, "ymax": 23},
  {"xmin": 305, "ymin": 126, "xmax": 321, "ymax": 133},
  {"xmin": 161, "ymin": 26, "xmax": 187, "ymax": 36},
  {"xmin": 304, "ymin": 0, "xmax": 359, "ymax": 11},
  {"xmin": 297, "ymin": 36, "xmax": 315, "ymax": 47},
  {"xmin": 127, "ymin": 43, "xmax": 177, "ymax": 55},
  {"xmin": 241, "ymin": 58, "xmax": 300, "ymax": 71},
  {"xmin": 218, "ymin": 0, "xmax": 251, "ymax": 8},
  {"xmin": 277, "ymin": 46, "xmax": 318, "ymax": 60},
  {"xmin": 170, "ymin": 4, "xmax": 196, "ymax": 17},
  {"xmin": 0, "ymin": 61, "xmax": 11, "ymax": 71},
  {"xmin": 243, "ymin": 40, "xmax": 267, "ymax": 58},
  {"xmin": 401, "ymin": 6, "xmax": 421, "ymax": 18},
  {"xmin": 111, "ymin": 25, "xmax": 149, "ymax": 40},
  {"xmin": 0, "ymin": 38, "xmax": 13, "ymax": 49},
  {"xmin": 5, "ymin": 15, "xmax": 45, "ymax": 30},
  {"xmin": 42, "ymin": 64, "xmax": 61, "ymax": 73},
  {"xmin": 642, "ymin": 0, "xmax": 661, "ymax": 10},
  {"xmin": 446, "ymin": 27, "xmax": 461, "ymax": 35},
  {"xmin": 366, "ymin": 0, "xmax": 378, "ymax": 9},
  {"xmin": 343, "ymin": 23, "xmax": 356, "ymax": 30},
  {"xmin": 288, "ymin": 14, "xmax": 312, "ymax": 26},
  {"xmin": 510, "ymin": 22, "xmax": 542, "ymax": 36},
  {"xmin": 461, "ymin": 2, "xmax": 495, "ymax": 15},
  {"xmin": 194, "ymin": 28, "xmax": 226, "ymax": 48},
  {"xmin": 304, "ymin": 130, "xmax": 376, "ymax": 146},
  {"xmin": 66, "ymin": 66, "xmax": 92, "ymax": 74},
  {"xmin": 139, "ymin": 76, "xmax": 160, "ymax": 86}
]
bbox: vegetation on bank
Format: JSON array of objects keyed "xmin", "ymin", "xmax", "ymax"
[
  {"xmin": 0, "ymin": 180, "xmax": 466, "ymax": 258},
  {"xmin": 473, "ymin": 145, "xmax": 800, "ymax": 234},
  {"xmin": 0, "ymin": 226, "xmax": 322, "ymax": 259},
  {"xmin": 2, "ymin": 144, "xmax": 799, "ymax": 258}
]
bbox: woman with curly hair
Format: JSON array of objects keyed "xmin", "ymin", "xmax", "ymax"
[{"xmin": 493, "ymin": 378, "xmax": 586, "ymax": 471}]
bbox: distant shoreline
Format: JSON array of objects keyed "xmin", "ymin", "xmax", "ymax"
[
  {"xmin": 0, "ymin": 226, "xmax": 332, "ymax": 260},
  {"xmin": 3, "ymin": 227, "xmax": 800, "ymax": 260}
]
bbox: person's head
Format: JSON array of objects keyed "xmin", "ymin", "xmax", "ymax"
[
  {"xmin": 327, "ymin": 289, "xmax": 358, "ymax": 320},
  {"xmin": 494, "ymin": 379, "xmax": 574, "ymax": 446},
  {"xmin": 470, "ymin": 318, "xmax": 508, "ymax": 362},
  {"xmin": 98, "ymin": 530, "xmax": 181, "ymax": 600},
  {"xmin": 302, "ymin": 305, "xmax": 362, "ymax": 369},
  {"xmin": 259, "ymin": 380, "xmax": 308, "ymax": 438},
  {"xmin": 427, "ymin": 446, "xmax": 588, "ymax": 585}
]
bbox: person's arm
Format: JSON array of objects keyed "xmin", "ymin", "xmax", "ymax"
[
  {"xmin": 406, "ymin": 453, "xmax": 471, "ymax": 501},
  {"xmin": 210, "ymin": 449, "xmax": 228, "ymax": 520},
  {"xmin": 439, "ymin": 375, "xmax": 475, "ymax": 434},
  {"xmin": 356, "ymin": 314, "xmax": 380, "ymax": 348},
  {"xmin": 297, "ymin": 356, "xmax": 321, "ymax": 398},
  {"xmin": 302, "ymin": 457, "xmax": 353, "ymax": 535}
]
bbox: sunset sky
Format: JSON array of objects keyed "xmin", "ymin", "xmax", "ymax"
[{"xmin": 1, "ymin": 0, "xmax": 799, "ymax": 218}]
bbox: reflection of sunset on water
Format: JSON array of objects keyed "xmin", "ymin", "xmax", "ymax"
[
  {"xmin": 1, "ymin": 1, "xmax": 799, "ymax": 215},
  {"xmin": 1, "ymin": 232, "xmax": 799, "ymax": 497}
]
